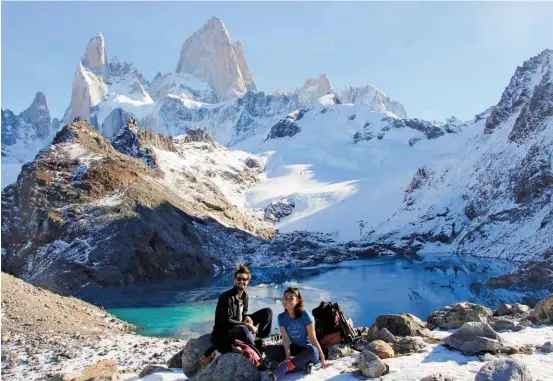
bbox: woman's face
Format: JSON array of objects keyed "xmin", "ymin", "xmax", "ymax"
[{"xmin": 283, "ymin": 291, "xmax": 298, "ymax": 311}]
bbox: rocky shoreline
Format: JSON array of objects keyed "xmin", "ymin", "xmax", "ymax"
[{"xmin": 2, "ymin": 271, "xmax": 553, "ymax": 380}]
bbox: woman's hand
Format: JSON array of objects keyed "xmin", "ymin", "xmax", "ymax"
[{"xmin": 320, "ymin": 360, "xmax": 332, "ymax": 368}]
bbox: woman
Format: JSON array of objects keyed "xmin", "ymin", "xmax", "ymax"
[{"xmin": 261, "ymin": 287, "xmax": 330, "ymax": 380}]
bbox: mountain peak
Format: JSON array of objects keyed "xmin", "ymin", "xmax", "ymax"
[
  {"xmin": 19, "ymin": 91, "xmax": 51, "ymax": 139},
  {"xmin": 175, "ymin": 17, "xmax": 255, "ymax": 100},
  {"xmin": 294, "ymin": 73, "xmax": 334, "ymax": 105},
  {"xmin": 342, "ymin": 84, "xmax": 407, "ymax": 119},
  {"xmin": 82, "ymin": 32, "xmax": 109, "ymax": 80}
]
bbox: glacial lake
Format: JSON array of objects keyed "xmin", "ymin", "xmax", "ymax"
[{"xmin": 77, "ymin": 255, "xmax": 546, "ymax": 340}]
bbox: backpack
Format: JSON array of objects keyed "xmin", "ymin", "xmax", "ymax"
[
  {"xmin": 312, "ymin": 302, "xmax": 358, "ymax": 345},
  {"xmin": 231, "ymin": 339, "xmax": 263, "ymax": 368}
]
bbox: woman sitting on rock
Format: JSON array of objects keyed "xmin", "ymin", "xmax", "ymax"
[{"xmin": 261, "ymin": 287, "xmax": 330, "ymax": 380}]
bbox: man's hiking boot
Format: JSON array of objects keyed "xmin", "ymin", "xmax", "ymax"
[{"xmin": 306, "ymin": 361, "xmax": 314, "ymax": 374}]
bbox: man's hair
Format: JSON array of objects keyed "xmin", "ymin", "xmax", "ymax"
[{"xmin": 233, "ymin": 263, "xmax": 251, "ymax": 280}]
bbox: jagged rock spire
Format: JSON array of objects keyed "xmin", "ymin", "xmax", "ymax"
[
  {"xmin": 294, "ymin": 74, "xmax": 334, "ymax": 105},
  {"xmin": 175, "ymin": 17, "xmax": 256, "ymax": 100},
  {"xmin": 82, "ymin": 33, "xmax": 109, "ymax": 81}
]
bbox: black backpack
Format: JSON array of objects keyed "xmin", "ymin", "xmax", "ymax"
[{"xmin": 312, "ymin": 302, "xmax": 358, "ymax": 345}]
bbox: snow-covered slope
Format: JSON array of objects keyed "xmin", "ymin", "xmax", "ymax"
[{"xmin": 2, "ymin": 92, "xmax": 60, "ymax": 188}]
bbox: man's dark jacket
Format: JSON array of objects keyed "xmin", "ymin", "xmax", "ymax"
[{"xmin": 211, "ymin": 287, "xmax": 249, "ymax": 346}]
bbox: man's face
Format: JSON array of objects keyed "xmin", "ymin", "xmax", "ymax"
[{"xmin": 234, "ymin": 273, "xmax": 249, "ymax": 290}]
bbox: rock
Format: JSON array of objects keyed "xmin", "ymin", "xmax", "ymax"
[
  {"xmin": 50, "ymin": 374, "xmax": 82, "ymax": 381},
  {"xmin": 368, "ymin": 313, "xmax": 431, "ymax": 338},
  {"xmin": 365, "ymin": 340, "xmax": 394, "ymax": 359},
  {"xmin": 541, "ymin": 341, "xmax": 553, "ymax": 353},
  {"xmin": 474, "ymin": 358, "xmax": 532, "ymax": 381},
  {"xmin": 328, "ymin": 344, "xmax": 356, "ymax": 360},
  {"xmin": 373, "ymin": 328, "xmax": 395, "ymax": 343},
  {"xmin": 166, "ymin": 347, "xmax": 185, "ymax": 368},
  {"xmin": 530, "ymin": 293, "xmax": 553, "ymax": 324},
  {"xmin": 80, "ymin": 360, "xmax": 122, "ymax": 381},
  {"xmin": 392, "ymin": 336, "xmax": 427, "ymax": 355},
  {"xmin": 486, "ymin": 258, "xmax": 553, "ymax": 287},
  {"xmin": 181, "ymin": 334, "xmax": 213, "ymax": 377},
  {"xmin": 496, "ymin": 303, "xmax": 512, "ymax": 316},
  {"xmin": 358, "ymin": 350, "xmax": 388, "ymax": 378},
  {"xmin": 490, "ymin": 318, "xmax": 516, "ymax": 332},
  {"xmin": 420, "ymin": 373, "xmax": 454, "ymax": 381},
  {"xmin": 426, "ymin": 302, "xmax": 493, "ymax": 330},
  {"xmin": 511, "ymin": 303, "xmax": 531, "ymax": 315},
  {"xmin": 264, "ymin": 199, "xmax": 295, "ymax": 222},
  {"xmin": 139, "ymin": 365, "xmax": 172, "ymax": 378},
  {"xmin": 188, "ymin": 353, "xmax": 260, "ymax": 381},
  {"xmin": 443, "ymin": 323, "xmax": 504, "ymax": 355}
]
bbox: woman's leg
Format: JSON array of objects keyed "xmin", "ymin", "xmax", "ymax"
[{"xmin": 290, "ymin": 344, "xmax": 319, "ymax": 370}]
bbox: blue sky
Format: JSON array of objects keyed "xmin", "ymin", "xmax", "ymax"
[{"xmin": 2, "ymin": 1, "xmax": 552, "ymax": 122}]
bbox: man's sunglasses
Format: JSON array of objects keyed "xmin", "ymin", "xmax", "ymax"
[{"xmin": 235, "ymin": 276, "xmax": 249, "ymax": 282}]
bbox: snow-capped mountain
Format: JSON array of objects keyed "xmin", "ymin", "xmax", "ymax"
[
  {"xmin": 342, "ymin": 84, "xmax": 408, "ymax": 119},
  {"xmin": 2, "ymin": 92, "xmax": 59, "ymax": 187},
  {"xmin": 294, "ymin": 74, "xmax": 334, "ymax": 105}
]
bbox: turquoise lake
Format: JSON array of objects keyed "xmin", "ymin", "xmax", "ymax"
[{"xmin": 77, "ymin": 255, "xmax": 546, "ymax": 340}]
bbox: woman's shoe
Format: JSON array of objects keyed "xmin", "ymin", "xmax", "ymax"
[{"xmin": 260, "ymin": 370, "xmax": 276, "ymax": 381}]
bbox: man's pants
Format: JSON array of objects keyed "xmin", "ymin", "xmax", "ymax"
[{"xmin": 227, "ymin": 307, "xmax": 273, "ymax": 347}]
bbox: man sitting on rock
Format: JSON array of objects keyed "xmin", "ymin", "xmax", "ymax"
[{"xmin": 211, "ymin": 264, "xmax": 273, "ymax": 352}]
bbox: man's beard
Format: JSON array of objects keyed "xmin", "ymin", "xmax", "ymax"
[{"xmin": 235, "ymin": 282, "xmax": 246, "ymax": 290}]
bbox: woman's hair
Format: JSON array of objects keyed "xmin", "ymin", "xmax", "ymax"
[
  {"xmin": 233, "ymin": 263, "xmax": 251, "ymax": 280},
  {"xmin": 284, "ymin": 287, "xmax": 305, "ymax": 318}
]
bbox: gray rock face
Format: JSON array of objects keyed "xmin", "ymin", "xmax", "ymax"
[
  {"xmin": 167, "ymin": 347, "xmax": 185, "ymax": 368},
  {"xmin": 265, "ymin": 109, "xmax": 306, "ymax": 140},
  {"xmin": 101, "ymin": 108, "xmax": 134, "ymax": 137},
  {"xmin": 475, "ymin": 359, "xmax": 532, "ymax": 381},
  {"xmin": 328, "ymin": 344, "xmax": 355, "ymax": 360},
  {"xmin": 530, "ymin": 293, "xmax": 553, "ymax": 324},
  {"xmin": 443, "ymin": 323, "xmax": 504, "ymax": 355},
  {"xmin": 368, "ymin": 313, "xmax": 431, "ymax": 338},
  {"xmin": 358, "ymin": 350, "xmax": 387, "ymax": 378},
  {"xmin": 264, "ymin": 199, "xmax": 295, "ymax": 222},
  {"xmin": 181, "ymin": 333, "xmax": 213, "ymax": 377},
  {"xmin": 541, "ymin": 341, "xmax": 552, "ymax": 353},
  {"xmin": 512, "ymin": 304, "xmax": 531, "ymax": 315},
  {"xmin": 427, "ymin": 302, "xmax": 493, "ymax": 330},
  {"xmin": 189, "ymin": 353, "xmax": 260, "ymax": 381}
]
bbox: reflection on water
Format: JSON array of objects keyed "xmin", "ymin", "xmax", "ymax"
[{"xmin": 77, "ymin": 255, "xmax": 547, "ymax": 340}]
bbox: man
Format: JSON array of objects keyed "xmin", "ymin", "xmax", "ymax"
[{"xmin": 211, "ymin": 264, "xmax": 273, "ymax": 352}]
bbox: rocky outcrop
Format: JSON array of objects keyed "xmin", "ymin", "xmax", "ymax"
[
  {"xmin": 264, "ymin": 199, "xmax": 295, "ymax": 222},
  {"xmin": 426, "ymin": 302, "xmax": 493, "ymax": 330},
  {"xmin": 175, "ymin": 17, "xmax": 255, "ymax": 100},
  {"xmin": 443, "ymin": 322, "xmax": 504, "ymax": 355},
  {"xmin": 487, "ymin": 258, "xmax": 553, "ymax": 288},
  {"xmin": 265, "ymin": 109, "xmax": 306, "ymax": 140}
]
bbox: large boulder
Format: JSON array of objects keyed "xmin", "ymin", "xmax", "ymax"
[
  {"xmin": 365, "ymin": 340, "xmax": 395, "ymax": 359},
  {"xmin": 358, "ymin": 350, "xmax": 388, "ymax": 378},
  {"xmin": 189, "ymin": 353, "xmax": 260, "ymax": 381},
  {"xmin": 181, "ymin": 334, "xmax": 213, "ymax": 377},
  {"xmin": 529, "ymin": 293, "xmax": 553, "ymax": 324},
  {"xmin": 392, "ymin": 336, "xmax": 427, "ymax": 355},
  {"xmin": 369, "ymin": 313, "xmax": 431, "ymax": 337},
  {"xmin": 474, "ymin": 359, "xmax": 532, "ymax": 381},
  {"xmin": 167, "ymin": 347, "xmax": 185, "ymax": 368},
  {"xmin": 443, "ymin": 323, "xmax": 504, "ymax": 355},
  {"xmin": 426, "ymin": 302, "xmax": 493, "ymax": 330},
  {"xmin": 541, "ymin": 341, "xmax": 552, "ymax": 353},
  {"xmin": 511, "ymin": 303, "xmax": 531, "ymax": 315}
]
